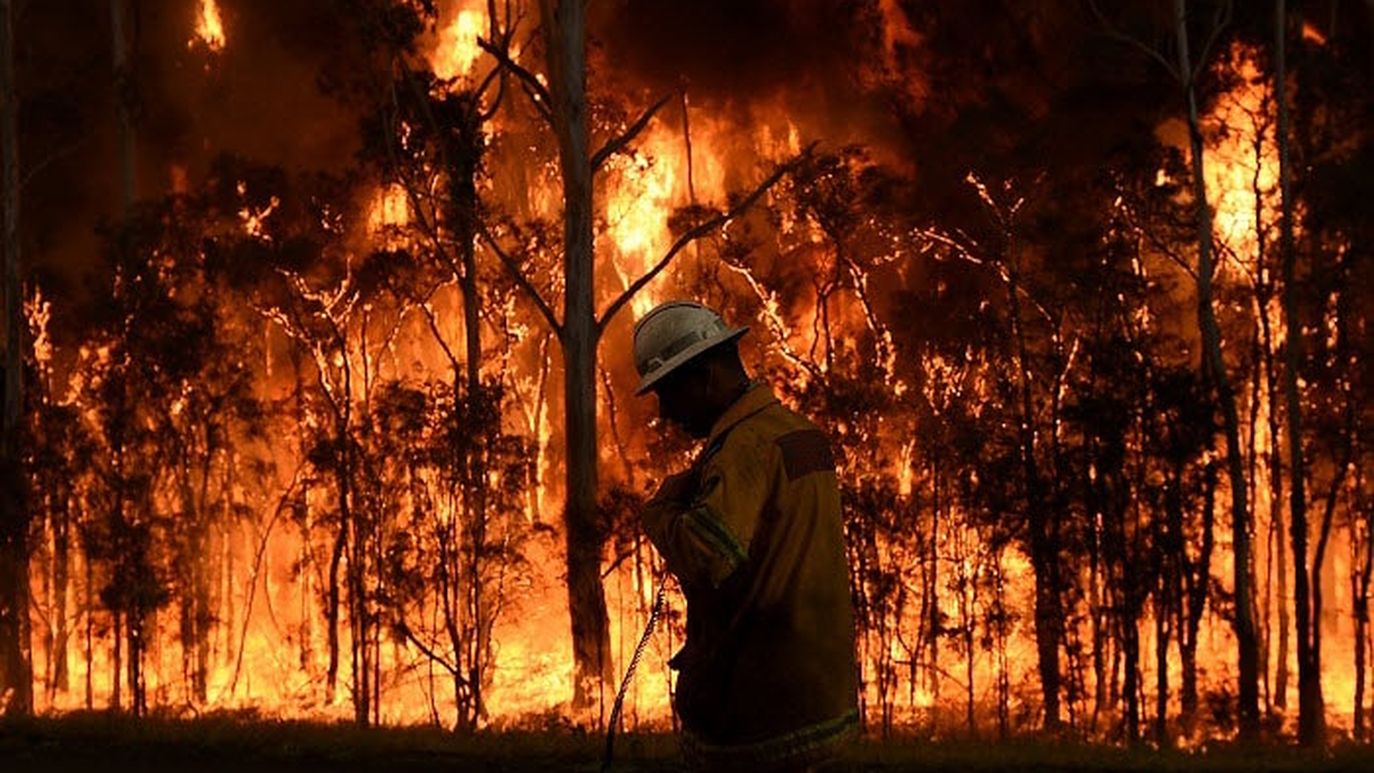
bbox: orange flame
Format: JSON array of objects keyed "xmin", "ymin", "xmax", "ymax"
[
  {"xmin": 192, "ymin": 0, "xmax": 226, "ymax": 52},
  {"xmin": 432, "ymin": 5, "xmax": 486, "ymax": 81}
]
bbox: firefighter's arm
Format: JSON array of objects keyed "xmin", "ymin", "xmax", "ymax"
[{"xmin": 641, "ymin": 442, "xmax": 771, "ymax": 589}]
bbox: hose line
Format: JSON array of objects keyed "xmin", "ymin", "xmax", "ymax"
[{"xmin": 601, "ymin": 575, "xmax": 669, "ymax": 773}]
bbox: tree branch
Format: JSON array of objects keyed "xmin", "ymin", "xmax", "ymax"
[
  {"xmin": 1088, "ymin": 0, "xmax": 1182, "ymax": 81},
  {"xmin": 596, "ymin": 148, "xmax": 811, "ymax": 333},
  {"xmin": 477, "ymin": 222, "xmax": 563, "ymax": 336},
  {"xmin": 1190, "ymin": 0, "xmax": 1234, "ymax": 85},
  {"xmin": 591, "ymin": 92, "xmax": 675, "ymax": 172},
  {"xmin": 477, "ymin": 35, "xmax": 553, "ymax": 125}
]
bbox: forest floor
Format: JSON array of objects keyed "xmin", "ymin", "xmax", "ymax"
[{"xmin": 2, "ymin": 713, "xmax": 1373, "ymax": 772}]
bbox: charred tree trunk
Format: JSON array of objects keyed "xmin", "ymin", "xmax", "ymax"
[
  {"xmin": 539, "ymin": 0, "xmax": 612, "ymax": 709},
  {"xmin": 0, "ymin": 0, "xmax": 32, "ymax": 719},
  {"xmin": 1005, "ymin": 236, "xmax": 1061, "ymax": 732},
  {"xmin": 442, "ymin": 86, "xmax": 489, "ymax": 731},
  {"xmin": 1154, "ymin": 591, "xmax": 1169, "ymax": 745},
  {"xmin": 325, "ymin": 485, "xmax": 346, "ymax": 705},
  {"xmin": 1275, "ymin": 0, "xmax": 1323, "ymax": 746},
  {"xmin": 111, "ymin": 0, "xmax": 136, "ymax": 210},
  {"xmin": 927, "ymin": 462, "xmax": 941, "ymax": 705},
  {"xmin": 177, "ymin": 468, "xmax": 210, "ymax": 704},
  {"xmin": 83, "ymin": 542, "xmax": 93, "ymax": 709},
  {"xmin": 111, "ymin": 608, "xmax": 122, "ymax": 710},
  {"xmin": 1174, "ymin": 0, "xmax": 1260, "ymax": 740},
  {"xmin": 49, "ymin": 487, "xmax": 71, "ymax": 698},
  {"xmin": 1355, "ymin": 482, "xmax": 1373, "ymax": 739},
  {"xmin": 1259, "ymin": 272, "xmax": 1290, "ymax": 711}
]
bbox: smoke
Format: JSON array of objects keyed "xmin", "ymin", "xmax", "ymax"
[{"xmin": 593, "ymin": 0, "xmax": 868, "ymax": 99}]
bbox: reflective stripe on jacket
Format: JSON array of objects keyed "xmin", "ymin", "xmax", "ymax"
[{"xmin": 642, "ymin": 384, "xmax": 859, "ymax": 758}]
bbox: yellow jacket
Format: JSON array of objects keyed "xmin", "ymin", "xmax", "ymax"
[{"xmin": 642, "ymin": 384, "xmax": 858, "ymax": 765}]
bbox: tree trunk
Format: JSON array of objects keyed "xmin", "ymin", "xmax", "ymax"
[
  {"xmin": 1154, "ymin": 594, "xmax": 1169, "ymax": 746},
  {"xmin": 0, "ymin": 0, "xmax": 31, "ymax": 719},
  {"xmin": 539, "ymin": 0, "xmax": 612, "ymax": 710},
  {"xmin": 325, "ymin": 509, "xmax": 345, "ymax": 705},
  {"xmin": 111, "ymin": 609, "xmax": 122, "ymax": 710},
  {"xmin": 446, "ymin": 89, "xmax": 489, "ymax": 730},
  {"xmin": 1005, "ymin": 236, "xmax": 1061, "ymax": 732},
  {"xmin": 1261, "ymin": 284, "xmax": 1290, "ymax": 711},
  {"xmin": 1274, "ymin": 0, "xmax": 1323, "ymax": 746},
  {"xmin": 1354, "ymin": 493, "xmax": 1373, "ymax": 739},
  {"xmin": 84, "ymin": 546, "xmax": 93, "ymax": 709},
  {"xmin": 1174, "ymin": 0, "xmax": 1260, "ymax": 740},
  {"xmin": 928, "ymin": 463, "xmax": 940, "ymax": 703},
  {"xmin": 1179, "ymin": 461, "xmax": 1216, "ymax": 737},
  {"xmin": 111, "ymin": 0, "xmax": 136, "ymax": 210},
  {"xmin": 50, "ymin": 488, "xmax": 70, "ymax": 698}
]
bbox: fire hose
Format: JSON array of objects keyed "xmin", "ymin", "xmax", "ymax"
[
  {"xmin": 604, "ymin": 450, "xmax": 720, "ymax": 770},
  {"xmin": 601, "ymin": 570, "xmax": 668, "ymax": 773}
]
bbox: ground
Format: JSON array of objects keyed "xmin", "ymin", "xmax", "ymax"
[{"xmin": 2, "ymin": 714, "xmax": 1372, "ymax": 771}]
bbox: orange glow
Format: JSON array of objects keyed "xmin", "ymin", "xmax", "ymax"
[
  {"xmin": 1302, "ymin": 21, "xmax": 1328, "ymax": 46},
  {"xmin": 1204, "ymin": 51, "xmax": 1278, "ymax": 275},
  {"xmin": 368, "ymin": 184, "xmax": 410, "ymax": 231},
  {"xmin": 431, "ymin": 5, "xmax": 486, "ymax": 81}
]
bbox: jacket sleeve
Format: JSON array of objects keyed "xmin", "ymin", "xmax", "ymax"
[{"xmin": 642, "ymin": 436, "xmax": 773, "ymax": 589}]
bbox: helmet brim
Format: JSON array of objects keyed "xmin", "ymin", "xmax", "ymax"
[{"xmin": 635, "ymin": 326, "xmax": 748, "ymax": 396}]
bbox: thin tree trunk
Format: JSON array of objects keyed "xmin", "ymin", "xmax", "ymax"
[
  {"xmin": 1354, "ymin": 483, "xmax": 1373, "ymax": 739},
  {"xmin": 1174, "ymin": 0, "xmax": 1260, "ymax": 739},
  {"xmin": 111, "ymin": 0, "xmax": 136, "ymax": 211},
  {"xmin": 51, "ymin": 488, "xmax": 70, "ymax": 697},
  {"xmin": 111, "ymin": 609, "xmax": 122, "ymax": 710},
  {"xmin": 1002, "ymin": 231, "xmax": 1062, "ymax": 732},
  {"xmin": 928, "ymin": 462, "xmax": 940, "ymax": 703},
  {"xmin": 1261, "ymin": 286, "xmax": 1290, "ymax": 711},
  {"xmin": 84, "ymin": 547, "xmax": 93, "ymax": 709},
  {"xmin": 446, "ymin": 89, "xmax": 488, "ymax": 730},
  {"xmin": 1274, "ymin": 0, "xmax": 1322, "ymax": 746},
  {"xmin": 1155, "ymin": 594, "xmax": 1169, "ymax": 746},
  {"xmin": 326, "ymin": 513, "xmax": 345, "ymax": 705},
  {"xmin": 539, "ymin": 0, "xmax": 612, "ymax": 710},
  {"xmin": 1181, "ymin": 461, "xmax": 1216, "ymax": 737},
  {"xmin": 0, "ymin": 0, "xmax": 32, "ymax": 719}
]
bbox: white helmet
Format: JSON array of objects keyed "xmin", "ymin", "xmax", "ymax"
[{"xmin": 633, "ymin": 300, "xmax": 747, "ymax": 395}]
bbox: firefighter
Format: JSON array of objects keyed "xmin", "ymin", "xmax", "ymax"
[{"xmin": 633, "ymin": 300, "xmax": 859, "ymax": 772}]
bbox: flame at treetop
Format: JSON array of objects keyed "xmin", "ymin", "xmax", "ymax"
[
  {"xmin": 193, "ymin": 0, "xmax": 226, "ymax": 52},
  {"xmin": 432, "ymin": 3, "xmax": 488, "ymax": 82}
]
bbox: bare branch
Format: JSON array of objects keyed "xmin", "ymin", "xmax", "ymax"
[
  {"xmin": 1088, "ymin": 0, "xmax": 1181, "ymax": 81},
  {"xmin": 477, "ymin": 221, "xmax": 563, "ymax": 336},
  {"xmin": 476, "ymin": 0, "xmax": 524, "ymax": 121},
  {"xmin": 591, "ymin": 92, "xmax": 675, "ymax": 172},
  {"xmin": 1190, "ymin": 0, "xmax": 1235, "ymax": 85},
  {"xmin": 20, "ymin": 135, "xmax": 91, "ymax": 191},
  {"xmin": 596, "ymin": 148, "xmax": 811, "ymax": 333},
  {"xmin": 397, "ymin": 625, "xmax": 465, "ymax": 680},
  {"xmin": 477, "ymin": 35, "xmax": 554, "ymax": 125}
]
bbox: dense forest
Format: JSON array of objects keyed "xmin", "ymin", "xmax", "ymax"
[{"xmin": 0, "ymin": 0, "xmax": 1371, "ymax": 750}]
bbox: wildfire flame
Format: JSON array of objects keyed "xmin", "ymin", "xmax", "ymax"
[
  {"xmin": 192, "ymin": 0, "xmax": 226, "ymax": 52},
  {"xmin": 15, "ymin": 4, "xmax": 1367, "ymax": 743},
  {"xmin": 432, "ymin": 5, "xmax": 486, "ymax": 81}
]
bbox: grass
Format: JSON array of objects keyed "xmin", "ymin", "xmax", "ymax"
[{"xmin": 2, "ymin": 713, "xmax": 1373, "ymax": 771}]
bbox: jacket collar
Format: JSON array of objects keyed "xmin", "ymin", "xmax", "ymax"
[{"xmin": 705, "ymin": 382, "xmax": 778, "ymax": 452}]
